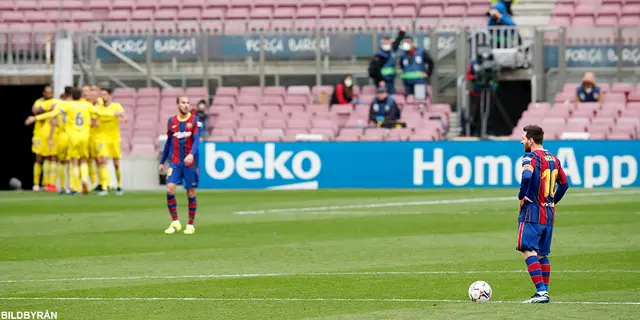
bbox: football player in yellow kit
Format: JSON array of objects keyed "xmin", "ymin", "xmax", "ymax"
[
  {"xmin": 29, "ymin": 85, "xmax": 56, "ymax": 192},
  {"xmin": 26, "ymin": 88, "xmax": 124, "ymax": 195},
  {"xmin": 96, "ymin": 87, "xmax": 127, "ymax": 195}
]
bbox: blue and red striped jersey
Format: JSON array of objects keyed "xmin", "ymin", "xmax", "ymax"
[
  {"xmin": 519, "ymin": 149, "xmax": 569, "ymax": 226},
  {"xmin": 159, "ymin": 112, "xmax": 202, "ymax": 166}
]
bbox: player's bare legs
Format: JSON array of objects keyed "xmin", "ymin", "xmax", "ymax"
[
  {"xmin": 33, "ymin": 154, "xmax": 43, "ymax": 191},
  {"xmin": 521, "ymin": 250, "xmax": 549, "ymax": 303},
  {"xmin": 163, "ymin": 179, "xmax": 181, "ymax": 234},
  {"xmin": 113, "ymin": 158, "xmax": 123, "ymax": 195},
  {"xmin": 184, "ymin": 188, "xmax": 197, "ymax": 235}
]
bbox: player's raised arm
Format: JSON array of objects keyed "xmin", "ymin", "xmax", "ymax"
[
  {"xmin": 553, "ymin": 158, "xmax": 569, "ymax": 204},
  {"xmin": 518, "ymin": 153, "xmax": 534, "ymax": 201}
]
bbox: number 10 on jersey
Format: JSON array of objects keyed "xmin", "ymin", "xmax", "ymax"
[{"xmin": 541, "ymin": 168, "xmax": 558, "ymax": 198}]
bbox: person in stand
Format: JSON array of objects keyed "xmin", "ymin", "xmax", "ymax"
[
  {"xmin": 195, "ymin": 99, "xmax": 209, "ymax": 140},
  {"xmin": 369, "ymin": 87, "xmax": 401, "ymax": 128},
  {"xmin": 398, "ymin": 37, "xmax": 434, "ymax": 96},
  {"xmin": 330, "ymin": 75, "xmax": 357, "ymax": 106},
  {"xmin": 368, "ymin": 27, "xmax": 406, "ymax": 94},
  {"xmin": 575, "ymin": 72, "xmax": 604, "ymax": 104}
]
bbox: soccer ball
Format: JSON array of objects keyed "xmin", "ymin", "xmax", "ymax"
[{"xmin": 468, "ymin": 281, "xmax": 492, "ymax": 302}]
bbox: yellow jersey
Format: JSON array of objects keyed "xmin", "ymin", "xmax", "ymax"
[
  {"xmin": 35, "ymin": 100, "xmax": 117, "ymax": 138},
  {"xmin": 95, "ymin": 102, "xmax": 124, "ymax": 141},
  {"xmin": 32, "ymin": 98, "xmax": 56, "ymax": 138}
]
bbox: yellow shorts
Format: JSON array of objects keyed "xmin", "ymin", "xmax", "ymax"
[
  {"xmin": 96, "ymin": 139, "xmax": 122, "ymax": 159},
  {"xmin": 68, "ymin": 135, "xmax": 89, "ymax": 160},
  {"xmin": 32, "ymin": 136, "xmax": 41, "ymax": 154},
  {"xmin": 39, "ymin": 135, "xmax": 56, "ymax": 157},
  {"xmin": 56, "ymin": 133, "xmax": 69, "ymax": 162}
]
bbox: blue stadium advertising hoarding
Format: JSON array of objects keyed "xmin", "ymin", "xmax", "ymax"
[{"xmin": 197, "ymin": 141, "xmax": 640, "ymax": 189}]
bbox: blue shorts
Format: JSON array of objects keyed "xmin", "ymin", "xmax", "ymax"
[
  {"xmin": 516, "ymin": 222, "xmax": 553, "ymax": 256},
  {"xmin": 166, "ymin": 163, "xmax": 199, "ymax": 189}
]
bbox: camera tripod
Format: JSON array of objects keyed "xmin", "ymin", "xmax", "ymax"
[{"xmin": 465, "ymin": 86, "xmax": 513, "ymax": 139}]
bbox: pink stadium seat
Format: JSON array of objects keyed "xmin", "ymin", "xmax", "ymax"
[
  {"xmin": 249, "ymin": 20, "xmax": 270, "ymax": 32},
  {"xmin": 574, "ymin": 5, "xmax": 597, "ymax": 18},
  {"xmin": 595, "ymin": 16, "xmax": 617, "ymax": 26},
  {"xmin": 258, "ymin": 104, "xmax": 282, "ymax": 114},
  {"xmin": 320, "ymin": 7, "xmax": 343, "ymax": 19},
  {"xmin": 345, "ymin": 6, "xmax": 369, "ymax": 19},
  {"xmin": 620, "ymin": 15, "xmax": 640, "ymax": 26},
  {"xmin": 605, "ymin": 93, "xmax": 625, "ymax": 103},
  {"xmin": 263, "ymin": 119, "xmax": 287, "ymax": 129},
  {"xmin": 235, "ymin": 104, "xmax": 258, "ymax": 115},
  {"xmin": 251, "ymin": 7, "xmax": 273, "ymax": 19},
  {"xmin": 297, "ymin": 7, "xmax": 319, "ymax": 19},
  {"xmin": 393, "ymin": 6, "xmax": 417, "ymax": 18},
  {"xmin": 309, "ymin": 128, "xmax": 337, "ymax": 140},
  {"xmin": 236, "ymin": 95, "xmax": 261, "ymax": 106},
  {"xmin": 263, "ymin": 86, "xmax": 285, "ymax": 96},
  {"xmin": 288, "ymin": 86, "xmax": 311, "ymax": 96},
  {"xmin": 215, "ymin": 87, "xmax": 238, "ymax": 97},
  {"xmin": 183, "ymin": 0, "xmax": 206, "ymax": 9},
  {"xmin": 555, "ymin": 91, "xmax": 575, "ymax": 103},
  {"xmin": 201, "ymin": 8, "xmax": 226, "ymax": 20},
  {"xmin": 262, "ymin": 95, "xmax": 284, "ymax": 106},
  {"xmin": 549, "ymin": 16, "xmax": 571, "ymax": 26},
  {"xmin": 178, "ymin": 9, "xmax": 201, "ymax": 20},
  {"xmin": 285, "ymin": 95, "xmax": 310, "ymax": 105},
  {"xmin": 226, "ymin": 7, "xmax": 250, "ymax": 20}
]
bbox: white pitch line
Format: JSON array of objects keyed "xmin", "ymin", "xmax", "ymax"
[
  {"xmin": 232, "ymin": 190, "xmax": 640, "ymax": 215},
  {"xmin": 1, "ymin": 297, "xmax": 638, "ymax": 305},
  {"xmin": 1, "ymin": 270, "xmax": 639, "ymax": 284}
]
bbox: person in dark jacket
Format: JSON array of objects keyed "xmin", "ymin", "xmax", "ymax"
[
  {"xmin": 398, "ymin": 37, "xmax": 435, "ymax": 96},
  {"xmin": 368, "ymin": 27, "xmax": 406, "ymax": 94},
  {"xmin": 575, "ymin": 72, "xmax": 603, "ymax": 104},
  {"xmin": 330, "ymin": 75, "xmax": 356, "ymax": 106},
  {"xmin": 195, "ymin": 99, "xmax": 208, "ymax": 140},
  {"xmin": 369, "ymin": 87, "xmax": 401, "ymax": 127}
]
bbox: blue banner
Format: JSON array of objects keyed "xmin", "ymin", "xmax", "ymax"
[
  {"xmin": 197, "ymin": 141, "xmax": 640, "ymax": 189},
  {"xmin": 544, "ymin": 45, "xmax": 640, "ymax": 68}
]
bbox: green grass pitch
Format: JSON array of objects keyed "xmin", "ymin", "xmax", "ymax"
[{"xmin": 1, "ymin": 188, "xmax": 639, "ymax": 319}]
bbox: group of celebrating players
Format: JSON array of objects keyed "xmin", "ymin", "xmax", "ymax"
[{"xmin": 26, "ymin": 85, "xmax": 126, "ymax": 196}]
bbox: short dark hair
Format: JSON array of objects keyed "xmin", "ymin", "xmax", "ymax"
[
  {"xmin": 71, "ymin": 87, "xmax": 82, "ymax": 100},
  {"xmin": 64, "ymin": 86, "xmax": 73, "ymax": 95},
  {"xmin": 382, "ymin": 36, "xmax": 391, "ymax": 41},
  {"xmin": 101, "ymin": 87, "xmax": 113, "ymax": 95},
  {"xmin": 523, "ymin": 125, "xmax": 544, "ymax": 144}
]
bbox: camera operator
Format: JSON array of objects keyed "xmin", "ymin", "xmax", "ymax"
[{"xmin": 465, "ymin": 46, "xmax": 499, "ymax": 137}]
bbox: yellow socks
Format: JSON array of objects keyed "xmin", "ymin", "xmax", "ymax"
[
  {"xmin": 98, "ymin": 164, "xmax": 110, "ymax": 190},
  {"xmin": 80, "ymin": 162, "xmax": 89, "ymax": 183},
  {"xmin": 33, "ymin": 162, "xmax": 42, "ymax": 186},
  {"xmin": 115, "ymin": 167, "xmax": 122, "ymax": 188},
  {"xmin": 42, "ymin": 160, "xmax": 51, "ymax": 185},
  {"xmin": 70, "ymin": 164, "xmax": 80, "ymax": 192},
  {"xmin": 88, "ymin": 161, "xmax": 97, "ymax": 185},
  {"xmin": 59, "ymin": 163, "xmax": 67, "ymax": 190},
  {"xmin": 49, "ymin": 161, "xmax": 58, "ymax": 187}
]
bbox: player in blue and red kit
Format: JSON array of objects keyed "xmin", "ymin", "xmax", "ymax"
[
  {"xmin": 159, "ymin": 95, "xmax": 203, "ymax": 235},
  {"xmin": 517, "ymin": 125, "xmax": 569, "ymax": 303}
]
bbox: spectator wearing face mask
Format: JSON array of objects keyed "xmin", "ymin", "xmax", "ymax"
[
  {"xmin": 369, "ymin": 87, "xmax": 401, "ymax": 128},
  {"xmin": 575, "ymin": 72, "xmax": 604, "ymax": 104},
  {"xmin": 398, "ymin": 37, "xmax": 434, "ymax": 96},
  {"xmin": 195, "ymin": 99, "xmax": 209, "ymax": 139},
  {"xmin": 330, "ymin": 75, "xmax": 358, "ymax": 106},
  {"xmin": 368, "ymin": 27, "xmax": 406, "ymax": 94}
]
